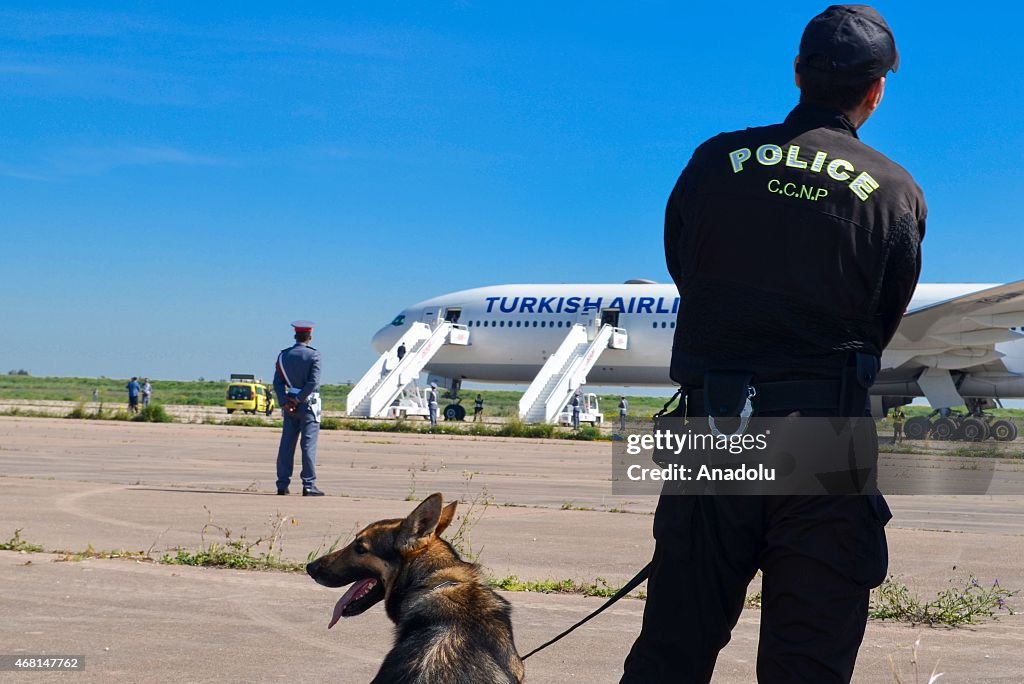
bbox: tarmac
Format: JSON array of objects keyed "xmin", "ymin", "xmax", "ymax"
[{"xmin": 1, "ymin": 416, "xmax": 1022, "ymax": 682}]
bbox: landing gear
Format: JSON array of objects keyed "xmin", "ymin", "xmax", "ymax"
[
  {"xmin": 991, "ymin": 419, "xmax": 1019, "ymax": 442},
  {"xmin": 958, "ymin": 416, "xmax": 989, "ymax": 442},
  {"xmin": 897, "ymin": 398, "xmax": 1018, "ymax": 442},
  {"xmin": 931, "ymin": 417, "xmax": 957, "ymax": 440},
  {"xmin": 443, "ymin": 403, "xmax": 466, "ymax": 421},
  {"xmin": 904, "ymin": 416, "xmax": 931, "ymax": 440}
]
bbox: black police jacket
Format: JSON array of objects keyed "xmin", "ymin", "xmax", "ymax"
[{"xmin": 666, "ymin": 102, "xmax": 926, "ymax": 386}]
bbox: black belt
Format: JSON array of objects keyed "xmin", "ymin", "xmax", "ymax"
[{"xmin": 687, "ymin": 379, "xmax": 841, "ymax": 414}]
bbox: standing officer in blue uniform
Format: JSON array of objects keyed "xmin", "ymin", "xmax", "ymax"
[
  {"xmin": 622, "ymin": 6, "xmax": 925, "ymax": 683},
  {"xmin": 273, "ymin": 320, "xmax": 324, "ymax": 496},
  {"xmin": 427, "ymin": 382, "xmax": 439, "ymax": 427}
]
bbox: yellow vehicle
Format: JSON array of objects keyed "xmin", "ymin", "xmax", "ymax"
[{"xmin": 225, "ymin": 374, "xmax": 276, "ymax": 415}]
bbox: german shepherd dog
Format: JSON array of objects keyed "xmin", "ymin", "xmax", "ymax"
[{"xmin": 306, "ymin": 493, "xmax": 525, "ymax": 684}]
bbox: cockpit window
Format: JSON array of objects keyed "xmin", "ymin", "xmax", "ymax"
[{"xmin": 391, "ymin": 314, "xmax": 406, "ymax": 326}]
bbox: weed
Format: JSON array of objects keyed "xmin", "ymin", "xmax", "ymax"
[
  {"xmin": 56, "ymin": 544, "xmax": 149, "ymax": 562},
  {"xmin": 405, "ymin": 469, "xmax": 418, "ymax": 501},
  {"xmin": 133, "ymin": 404, "xmax": 175, "ymax": 423},
  {"xmin": 887, "ymin": 636, "xmax": 944, "ymax": 684},
  {"xmin": 160, "ymin": 507, "xmax": 304, "ymax": 572},
  {"xmin": 870, "ymin": 575, "xmax": 1017, "ymax": 626},
  {"xmin": 305, "ymin": 525, "xmax": 356, "ymax": 565},
  {"xmin": 488, "ymin": 575, "xmax": 628, "ymax": 599},
  {"xmin": 0, "ymin": 529, "xmax": 43, "ymax": 553},
  {"xmin": 65, "ymin": 402, "xmax": 88, "ymax": 419},
  {"xmin": 447, "ymin": 472, "xmax": 493, "ymax": 563},
  {"xmin": 225, "ymin": 415, "xmax": 278, "ymax": 428}
]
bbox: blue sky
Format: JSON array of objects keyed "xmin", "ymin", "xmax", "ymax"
[{"xmin": 1, "ymin": 2, "xmax": 1022, "ymax": 383}]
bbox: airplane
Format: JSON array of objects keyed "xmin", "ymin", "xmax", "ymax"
[{"xmin": 366, "ymin": 280, "xmax": 1024, "ymax": 439}]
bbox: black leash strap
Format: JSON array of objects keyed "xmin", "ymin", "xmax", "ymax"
[
  {"xmin": 652, "ymin": 388, "xmax": 683, "ymax": 420},
  {"xmin": 520, "ymin": 563, "xmax": 651, "ymax": 661}
]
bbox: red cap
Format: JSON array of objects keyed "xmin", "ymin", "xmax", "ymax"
[{"xmin": 291, "ymin": 320, "xmax": 315, "ymax": 333}]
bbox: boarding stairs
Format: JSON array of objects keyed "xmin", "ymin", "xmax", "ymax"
[
  {"xmin": 346, "ymin": 321, "xmax": 469, "ymax": 418},
  {"xmin": 518, "ymin": 323, "xmax": 627, "ymax": 424}
]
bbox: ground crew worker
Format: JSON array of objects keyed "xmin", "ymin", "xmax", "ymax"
[
  {"xmin": 474, "ymin": 394, "xmax": 484, "ymax": 422},
  {"xmin": 621, "ymin": 6, "xmax": 925, "ymax": 683},
  {"xmin": 273, "ymin": 320, "xmax": 324, "ymax": 497},
  {"xmin": 126, "ymin": 377, "xmax": 140, "ymax": 413},
  {"xmin": 618, "ymin": 396, "xmax": 629, "ymax": 431},
  {"xmin": 428, "ymin": 382, "xmax": 439, "ymax": 427},
  {"xmin": 891, "ymin": 406, "xmax": 905, "ymax": 443},
  {"xmin": 571, "ymin": 390, "xmax": 581, "ymax": 430}
]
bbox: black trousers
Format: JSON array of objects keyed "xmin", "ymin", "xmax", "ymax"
[{"xmin": 621, "ymin": 412, "xmax": 891, "ymax": 683}]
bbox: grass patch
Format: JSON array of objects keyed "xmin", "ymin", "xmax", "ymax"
[
  {"xmin": 161, "ymin": 542, "xmax": 304, "ymax": 572},
  {"xmin": 0, "ymin": 407, "xmax": 59, "ymax": 418},
  {"xmin": 132, "ymin": 404, "xmax": 175, "ymax": 423},
  {"xmin": 56, "ymin": 544, "xmax": 150, "ymax": 562},
  {"xmin": 159, "ymin": 507, "xmax": 304, "ymax": 572},
  {"xmin": 0, "ymin": 529, "xmax": 43, "ymax": 553},
  {"xmin": 225, "ymin": 414, "xmax": 278, "ymax": 428},
  {"xmin": 333, "ymin": 417, "xmax": 608, "ymax": 441},
  {"xmin": 488, "ymin": 575, "xmax": 625, "ymax": 598},
  {"xmin": 870, "ymin": 575, "xmax": 1017, "ymax": 626},
  {"xmin": 946, "ymin": 445, "xmax": 1021, "ymax": 459}
]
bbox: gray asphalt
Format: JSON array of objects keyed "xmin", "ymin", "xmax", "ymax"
[{"xmin": 1, "ymin": 417, "xmax": 1022, "ymax": 682}]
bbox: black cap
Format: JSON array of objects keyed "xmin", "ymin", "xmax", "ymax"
[{"xmin": 798, "ymin": 5, "xmax": 899, "ymax": 82}]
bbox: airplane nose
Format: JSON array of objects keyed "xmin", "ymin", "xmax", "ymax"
[{"xmin": 371, "ymin": 324, "xmax": 400, "ymax": 354}]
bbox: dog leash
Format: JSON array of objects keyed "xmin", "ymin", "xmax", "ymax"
[
  {"xmin": 520, "ymin": 389, "xmax": 675, "ymax": 660},
  {"xmin": 520, "ymin": 563, "xmax": 650, "ymax": 661}
]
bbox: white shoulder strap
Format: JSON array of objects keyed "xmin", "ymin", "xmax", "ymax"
[{"xmin": 276, "ymin": 352, "xmax": 294, "ymax": 390}]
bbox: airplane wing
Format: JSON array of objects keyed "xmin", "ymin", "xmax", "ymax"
[{"xmin": 884, "ymin": 280, "xmax": 1024, "ymax": 371}]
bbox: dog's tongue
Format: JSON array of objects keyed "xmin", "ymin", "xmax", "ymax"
[{"xmin": 328, "ymin": 578, "xmax": 376, "ymax": 629}]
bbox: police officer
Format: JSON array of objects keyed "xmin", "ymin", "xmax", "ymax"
[
  {"xmin": 273, "ymin": 320, "xmax": 325, "ymax": 496},
  {"xmin": 621, "ymin": 6, "xmax": 925, "ymax": 683},
  {"xmin": 427, "ymin": 382, "xmax": 439, "ymax": 427}
]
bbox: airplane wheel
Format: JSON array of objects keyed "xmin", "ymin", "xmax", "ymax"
[
  {"xmin": 960, "ymin": 417, "xmax": 989, "ymax": 442},
  {"xmin": 991, "ymin": 419, "xmax": 1018, "ymax": 442},
  {"xmin": 931, "ymin": 417, "xmax": 957, "ymax": 440},
  {"xmin": 903, "ymin": 417, "xmax": 930, "ymax": 440},
  {"xmin": 227, "ymin": 409, "xmax": 235, "ymax": 415},
  {"xmin": 443, "ymin": 404, "xmax": 466, "ymax": 421}
]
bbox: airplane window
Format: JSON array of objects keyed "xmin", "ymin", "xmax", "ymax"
[
  {"xmin": 516, "ymin": 321, "xmax": 521, "ymax": 328},
  {"xmin": 556, "ymin": 321, "xmax": 562, "ymax": 328},
  {"xmin": 500, "ymin": 321, "xmax": 505, "ymax": 327},
  {"xmin": 671, "ymin": 322, "xmax": 676, "ymax": 328},
  {"xmin": 532, "ymin": 321, "xmax": 538, "ymax": 327},
  {"xmin": 390, "ymin": 314, "xmax": 406, "ymax": 327},
  {"xmin": 652, "ymin": 322, "xmax": 657, "ymax": 329},
  {"xmin": 661, "ymin": 322, "xmax": 667, "ymax": 328}
]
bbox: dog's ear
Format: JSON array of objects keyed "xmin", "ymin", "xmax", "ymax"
[
  {"xmin": 435, "ymin": 500, "xmax": 458, "ymax": 537},
  {"xmin": 398, "ymin": 493, "xmax": 444, "ymax": 549}
]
